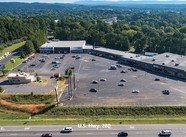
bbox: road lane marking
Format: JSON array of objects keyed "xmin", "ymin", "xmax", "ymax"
[
  {"xmin": 130, "ymin": 125, "xmax": 135, "ymax": 129},
  {"xmin": 24, "ymin": 127, "xmax": 30, "ymax": 130}
]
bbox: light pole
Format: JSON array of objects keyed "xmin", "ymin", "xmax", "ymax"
[{"xmin": 55, "ymin": 85, "xmax": 59, "ymax": 106}]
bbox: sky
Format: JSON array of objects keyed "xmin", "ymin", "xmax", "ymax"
[{"xmin": 0, "ymin": 0, "xmax": 185, "ymax": 3}]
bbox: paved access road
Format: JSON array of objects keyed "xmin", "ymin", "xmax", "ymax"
[{"xmin": 0, "ymin": 124, "xmax": 185, "ymax": 137}]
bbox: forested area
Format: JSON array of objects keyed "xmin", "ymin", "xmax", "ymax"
[
  {"xmin": 0, "ymin": 16, "xmax": 49, "ymax": 56},
  {"xmin": 0, "ymin": 2, "xmax": 186, "ymax": 55}
]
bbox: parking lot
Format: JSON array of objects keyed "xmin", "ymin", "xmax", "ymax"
[
  {"xmin": 1, "ymin": 53, "xmax": 186, "ymax": 105},
  {"xmin": 60, "ymin": 54, "xmax": 186, "ymax": 106}
]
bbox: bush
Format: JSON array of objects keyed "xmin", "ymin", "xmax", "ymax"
[
  {"xmin": 36, "ymin": 76, "xmax": 41, "ymax": 82},
  {"xmin": 0, "ymin": 87, "xmax": 4, "ymax": 93}
]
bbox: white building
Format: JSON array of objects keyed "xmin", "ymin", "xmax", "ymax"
[
  {"xmin": 8, "ymin": 72, "xmax": 36, "ymax": 84},
  {"xmin": 40, "ymin": 40, "xmax": 89, "ymax": 53}
]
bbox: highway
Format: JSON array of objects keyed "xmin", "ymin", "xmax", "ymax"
[{"xmin": 0, "ymin": 124, "xmax": 186, "ymax": 137}]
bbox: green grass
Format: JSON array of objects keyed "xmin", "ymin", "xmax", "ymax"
[
  {"xmin": 4, "ymin": 55, "xmax": 24, "ymax": 70},
  {"xmin": 0, "ymin": 94, "xmax": 55, "ymax": 104},
  {"xmin": 0, "ymin": 115, "xmax": 186, "ymax": 126},
  {"xmin": 0, "ymin": 41, "xmax": 25, "ymax": 57}
]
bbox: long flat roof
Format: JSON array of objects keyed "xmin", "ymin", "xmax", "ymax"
[
  {"xmin": 143, "ymin": 52, "xmax": 186, "ymax": 71},
  {"xmin": 94, "ymin": 47, "xmax": 150, "ymax": 61},
  {"xmin": 40, "ymin": 40, "xmax": 86, "ymax": 48},
  {"xmin": 94, "ymin": 47, "xmax": 186, "ymax": 71}
]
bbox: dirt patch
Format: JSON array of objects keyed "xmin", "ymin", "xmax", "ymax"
[{"xmin": 0, "ymin": 99, "xmax": 46, "ymax": 113}]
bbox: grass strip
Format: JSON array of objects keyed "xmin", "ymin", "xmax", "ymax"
[
  {"xmin": 0, "ymin": 115, "xmax": 186, "ymax": 126},
  {"xmin": 0, "ymin": 41, "xmax": 25, "ymax": 57}
]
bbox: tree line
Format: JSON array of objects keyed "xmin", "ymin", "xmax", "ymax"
[
  {"xmin": 0, "ymin": 16, "xmax": 49, "ymax": 57},
  {"xmin": 0, "ymin": 4, "xmax": 186, "ymax": 55}
]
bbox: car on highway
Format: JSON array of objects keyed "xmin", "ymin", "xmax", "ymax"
[
  {"xmin": 89, "ymin": 88, "xmax": 98, "ymax": 92},
  {"xmin": 92, "ymin": 58, "xmax": 96, "ymax": 61},
  {"xmin": 117, "ymin": 131, "xmax": 128, "ymax": 137},
  {"xmin": 118, "ymin": 83, "xmax": 125, "ymax": 86},
  {"xmin": 61, "ymin": 127, "xmax": 73, "ymax": 133},
  {"xmin": 120, "ymin": 79, "xmax": 127, "ymax": 82},
  {"xmin": 132, "ymin": 89, "xmax": 140, "ymax": 93},
  {"xmin": 41, "ymin": 133, "xmax": 52, "ymax": 137},
  {"xmin": 162, "ymin": 89, "xmax": 170, "ymax": 95},
  {"xmin": 91, "ymin": 80, "xmax": 98, "ymax": 84},
  {"xmin": 159, "ymin": 129, "xmax": 171, "ymax": 136}
]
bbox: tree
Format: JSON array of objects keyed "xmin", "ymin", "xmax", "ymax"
[{"xmin": 24, "ymin": 40, "xmax": 35, "ymax": 54}]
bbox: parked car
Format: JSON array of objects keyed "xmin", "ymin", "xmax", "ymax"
[
  {"xmin": 120, "ymin": 70, "xmax": 127, "ymax": 73},
  {"xmin": 116, "ymin": 64, "xmax": 122, "ymax": 68},
  {"xmin": 155, "ymin": 78, "xmax": 160, "ymax": 81},
  {"xmin": 50, "ymin": 67, "xmax": 56, "ymax": 70},
  {"xmin": 131, "ymin": 67, "xmax": 138, "ymax": 71},
  {"xmin": 75, "ymin": 55, "xmax": 81, "ymax": 59},
  {"xmin": 91, "ymin": 80, "xmax": 98, "ymax": 84},
  {"xmin": 23, "ymin": 60, "xmax": 27, "ymax": 63},
  {"xmin": 41, "ymin": 133, "xmax": 52, "ymax": 137},
  {"xmin": 61, "ymin": 127, "xmax": 73, "ymax": 133},
  {"xmin": 159, "ymin": 129, "xmax": 171, "ymax": 136},
  {"xmin": 118, "ymin": 83, "xmax": 124, "ymax": 86},
  {"xmin": 100, "ymin": 78, "xmax": 107, "ymax": 81},
  {"xmin": 89, "ymin": 88, "xmax": 98, "ymax": 92},
  {"xmin": 120, "ymin": 79, "xmax": 127, "ymax": 82},
  {"xmin": 162, "ymin": 89, "xmax": 170, "ymax": 95},
  {"xmin": 110, "ymin": 65, "xmax": 117, "ymax": 70},
  {"xmin": 117, "ymin": 131, "xmax": 128, "ymax": 137},
  {"xmin": 30, "ymin": 63, "xmax": 36, "ymax": 67},
  {"xmin": 132, "ymin": 89, "xmax": 140, "ymax": 93}
]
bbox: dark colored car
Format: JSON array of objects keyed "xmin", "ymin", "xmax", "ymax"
[
  {"xmin": 120, "ymin": 79, "xmax": 127, "ymax": 82},
  {"xmin": 41, "ymin": 133, "xmax": 52, "ymax": 137},
  {"xmin": 155, "ymin": 78, "xmax": 160, "ymax": 81},
  {"xmin": 91, "ymin": 80, "xmax": 98, "ymax": 84},
  {"xmin": 89, "ymin": 88, "xmax": 98, "ymax": 92},
  {"xmin": 30, "ymin": 63, "xmax": 36, "ymax": 67},
  {"xmin": 131, "ymin": 67, "xmax": 138, "ymax": 71},
  {"xmin": 162, "ymin": 89, "xmax": 170, "ymax": 95},
  {"xmin": 117, "ymin": 131, "xmax": 128, "ymax": 137},
  {"xmin": 92, "ymin": 58, "xmax": 96, "ymax": 61},
  {"xmin": 120, "ymin": 70, "xmax": 127, "ymax": 73},
  {"xmin": 118, "ymin": 83, "xmax": 124, "ymax": 86}
]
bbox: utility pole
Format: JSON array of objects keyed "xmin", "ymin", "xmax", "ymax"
[{"xmin": 55, "ymin": 86, "xmax": 59, "ymax": 106}]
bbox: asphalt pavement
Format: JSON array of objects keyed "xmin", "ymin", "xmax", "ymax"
[{"xmin": 0, "ymin": 124, "xmax": 185, "ymax": 137}]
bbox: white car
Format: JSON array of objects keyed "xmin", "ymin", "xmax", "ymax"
[
  {"xmin": 61, "ymin": 127, "xmax": 73, "ymax": 133},
  {"xmin": 159, "ymin": 129, "xmax": 171, "ymax": 136},
  {"xmin": 132, "ymin": 90, "xmax": 140, "ymax": 93}
]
